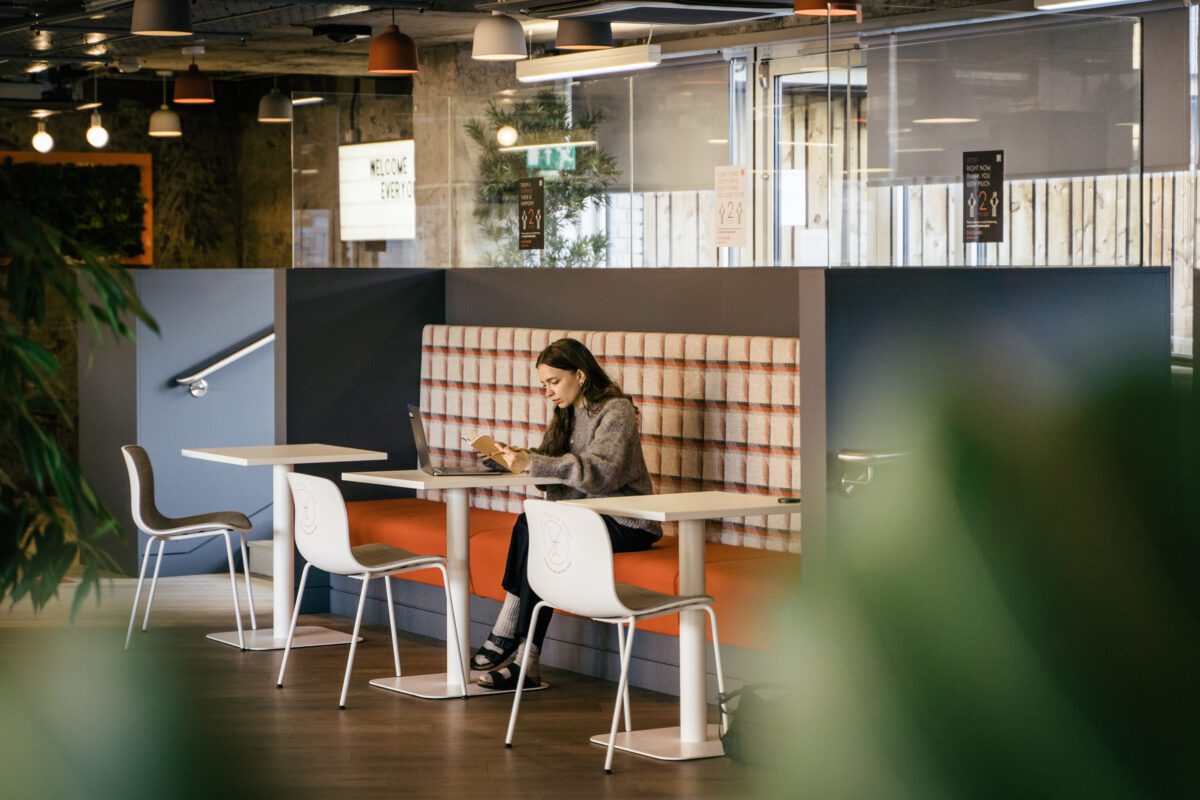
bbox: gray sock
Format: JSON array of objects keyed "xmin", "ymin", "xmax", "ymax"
[
  {"xmin": 480, "ymin": 640, "xmax": 540, "ymax": 687},
  {"xmin": 491, "ymin": 592, "xmax": 520, "ymax": 640}
]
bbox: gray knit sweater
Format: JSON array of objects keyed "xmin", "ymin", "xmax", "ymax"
[{"xmin": 529, "ymin": 397, "xmax": 662, "ymax": 538}]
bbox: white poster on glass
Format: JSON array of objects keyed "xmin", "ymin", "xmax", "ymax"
[
  {"xmin": 715, "ymin": 165, "xmax": 748, "ymax": 248},
  {"xmin": 338, "ymin": 140, "xmax": 416, "ymax": 242}
]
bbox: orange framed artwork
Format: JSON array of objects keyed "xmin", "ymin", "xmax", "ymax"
[{"xmin": 0, "ymin": 151, "xmax": 153, "ymax": 265}]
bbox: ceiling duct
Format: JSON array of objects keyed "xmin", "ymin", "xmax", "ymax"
[{"xmin": 477, "ymin": 1, "xmax": 792, "ymax": 25}]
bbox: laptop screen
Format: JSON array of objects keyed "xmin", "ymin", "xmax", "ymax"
[{"xmin": 407, "ymin": 404, "xmax": 433, "ymax": 471}]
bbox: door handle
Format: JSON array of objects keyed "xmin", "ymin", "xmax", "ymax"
[{"xmin": 836, "ymin": 449, "xmax": 908, "ymax": 495}]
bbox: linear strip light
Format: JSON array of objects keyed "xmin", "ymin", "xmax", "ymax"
[
  {"xmin": 499, "ymin": 140, "xmax": 597, "ymax": 153},
  {"xmin": 1032, "ymin": 0, "xmax": 1137, "ymax": 9},
  {"xmin": 516, "ymin": 44, "xmax": 660, "ymax": 84}
]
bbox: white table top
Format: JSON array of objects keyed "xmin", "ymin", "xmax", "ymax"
[
  {"xmin": 182, "ymin": 444, "xmax": 389, "ymax": 467},
  {"xmin": 341, "ymin": 469, "xmax": 562, "ymax": 491},
  {"xmin": 563, "ymin": 491, "xmax": 798, "ymax": 522}
]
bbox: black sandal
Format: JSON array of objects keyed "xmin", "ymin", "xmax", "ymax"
[
  {"xmin": 471, "ymin": 633, "xmax": 519, "ymax": 671},
  {"xmin": 478, "ymin": 665, "xmax": 540, "ymax": 690}
]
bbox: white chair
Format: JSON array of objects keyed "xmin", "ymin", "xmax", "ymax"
[
  {"xmin": 506, "ymin": 499, "xmax": 729, "ymax": 773},
  {"xmin": 277, "ymin": 472, "xmax": 468, "ymax": 709},
  {"xmin": 121, "ymin": 445, "xmax": 256, "ymax": 651}
]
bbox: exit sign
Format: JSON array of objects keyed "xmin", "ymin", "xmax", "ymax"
[{"xmin": 527, "ymin": 146, "xmax": 576, "ymax": 172}]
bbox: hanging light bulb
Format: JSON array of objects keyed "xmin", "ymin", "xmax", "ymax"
[
  {"xmin": 149, "ymin": 70, "xmax": 182, "ymax": 138},
  {"xmin": 86, "ymin": 111, "xmax": 109, "ymax": 148},
  {"xmin": 32, "ymin": 120, "xmax": 54, "ymax": 153},
  {"xmin": 496, "ymin": 125, "xmax": 519, "ymax": 147},
  {"xmin": 368, "ymin": 9, "xmax": 419, "ymax": 75}
]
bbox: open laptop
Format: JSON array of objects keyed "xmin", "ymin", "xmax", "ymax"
[{"xmin": 408, "ymin": 405, "xmax": 506, "ymax": 477}]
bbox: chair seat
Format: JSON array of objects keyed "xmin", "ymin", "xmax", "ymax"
[
  {"xmin": 612, "ymin": 583, "xmax": 713, "ymax": 618},
  {"xmin": 351, "ymin": 542, "xmax": 445, "ymax": 574},
  {"xmin": 151, "ymin": 510, "xmax": 252, "ymax": 536}
]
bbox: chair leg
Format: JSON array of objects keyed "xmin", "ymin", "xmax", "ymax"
[
  {"xmin": 383, "ymin": 576, "xmax": 401, "ymax": 678},
  {"xmin": 703, "ymin": 605, "xmax": 729, "ymax": 735},
  {"xmin": 140, "ymin": 538, "xmax": 166, "ymax": 632},
  {"xmin": 505, "ymin": 600, "xmax": 548, "ymax": 747},
  {"xmin": 605, "ymin": 618, "xmax": 636, "ymax": 774},
  {"xmin": 238, "ymin": 532, "xmax": 258, "ymax": 630},
  {"xmin": 435, "ymin": 563, "xmax": 468, "ymax": 698},
  {"xmin": 339, "ymin": 575, "xmax": 371, "ymax": 710},
  {"xmin": 615, "ymin": 621, "xmax": 632, "ymax": 732},
  {"xmin": 276, "ymin": 562, "xmax": 311, "ymax": 688},
  {"xmin": 125, "ymin": 538, "xmax": 154, "ymax": 651},
  {"xmin": 222, "ymin": 531, "xmax": 245, "ymax": 650}
]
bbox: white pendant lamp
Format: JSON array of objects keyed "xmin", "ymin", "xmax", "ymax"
[
  {"xmin": 257, "ymin": 82, "xmax": 293, "ymax": 123},
  {"xmin": 149, "ymin": 70, "xmax": 182, "ymax": 138},
  {"xmin": 86, "ymin": 112, "xmax": 109, "ymax": 148},
  {"xmin": 31, "ymin": 120, "xmax": 54, "ymax": 153},
  {"xmin": 130, "ymin": 0, "xmax": 192, "ymax": 36},
  {"xmin": 472, "ymin": 11, "xmax": 526, "ymax": 61}
]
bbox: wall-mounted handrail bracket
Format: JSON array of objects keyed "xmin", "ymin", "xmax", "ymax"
[
  {"xmin": 175, "ymin": 330, "xmax": 274, "ymax": 398},
  {"xmin": 836, "ymin": 449, "xmax": 908, "ymax": 496}
]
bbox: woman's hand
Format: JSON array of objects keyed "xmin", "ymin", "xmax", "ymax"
[{"xmin": 496, "ymin": 445, "xmax": 531, "ymax": 474}]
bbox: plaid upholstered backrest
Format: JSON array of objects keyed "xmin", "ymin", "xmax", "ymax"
[{"xmin": 419, "ymin": 325, "xmax": 801, "ymax": 552}]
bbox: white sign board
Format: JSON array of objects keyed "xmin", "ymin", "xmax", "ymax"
[
  {"xmin": 338, "ymin": 140, "xmax": 416, "ymax": 242},
  {"xmin": 715, "ymin": 165, "xmax": 748, "ymax": 248}
]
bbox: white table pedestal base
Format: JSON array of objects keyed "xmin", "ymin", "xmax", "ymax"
[
  {"xmin": 206, "ymin": 625, "xmax": 359, "ymax": 651},
  {"xmin": 369, "ymin": 672, "xmax": 548, "ymax": 700},
  {"xmin": 590, "ymin": 725, "xmax": 725, "ymax": 761}
]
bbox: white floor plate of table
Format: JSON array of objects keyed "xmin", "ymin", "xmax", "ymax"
[
  {"xmin": 590, "ymin": 725, "xmax": 726, "ymax": 761},
  {"xmin": 206, "ymin": 626, "xmax": 359, "ymax": 651},
  {"xmin": 369, "ymin": 672, "xmax": 549, "ymax": 700}
]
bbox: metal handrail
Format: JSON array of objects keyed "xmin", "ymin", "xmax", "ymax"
[{"xmin": 175, "ymin": 330, "xmax": 274, "ymax": 398}]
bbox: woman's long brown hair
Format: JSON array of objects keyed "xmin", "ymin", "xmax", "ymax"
[{"xmin": 536, "ymin": 338, "xmax": 633, "ymax": 457}]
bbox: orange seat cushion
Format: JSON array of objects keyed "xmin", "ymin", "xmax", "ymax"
[{"xmin": 346, "ymin": 498, "xmax": 799, "ymax": 649}]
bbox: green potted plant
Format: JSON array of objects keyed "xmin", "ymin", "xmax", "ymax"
[
  {"xmin": 465, "ymin": 89, "xmax": 620, "ymax": 267},
  {"xmin": 0, "ymin": 173, "xmax": 155, "ymax": 616}
]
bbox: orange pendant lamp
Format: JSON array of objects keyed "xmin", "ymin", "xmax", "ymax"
[
  {"xmin": 794, "ymin": 0, "xmax": 859, "ymax": 16},
  {"xmin": 174, "ymin": 60, "xmax": 214, "ymax": 104},
  {"xmin": 368, "ymin": 9, "xmax": 419, "ymax": 75}
]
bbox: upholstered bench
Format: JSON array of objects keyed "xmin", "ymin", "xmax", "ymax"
[
  {"xmin": 346, "ymin": 500, "xmax": 801, "ymax": 651},
  {"xmin": 344, "ymin": 323, "xmax": 803, "ymax": 655}
]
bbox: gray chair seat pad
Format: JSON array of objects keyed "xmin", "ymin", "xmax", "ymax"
[
  {"xmin": 351, "ymin": 542, "xmax": 445, "ymax": 573},
  {"xmin": 155, "ymin": 510, "xmax": 252, "ymax": 535},
  {"xmin": 613, "ymin": 583, "xmax": 713, "ymax": 617}
]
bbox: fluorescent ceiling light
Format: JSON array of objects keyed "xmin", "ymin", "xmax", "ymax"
[
  {"xmin": 896, "ymin": 147, "xmax": 944, "ymax": 153},
  {"xmin": 499, "ymin": 139, "xmax": 597, "ymax": 153},
  {"xmin": 292, "ymin": 96, "xmax": 325, "ymax": 106},
  {"xmin": 516, "ymin": 44, "xmax": 661, "ymax": 83},
  {"xmin": 912, "ymin": 117, "xmax": 978, "ymax": 124},
  {"xmin": 1033, "ymin": 0, "xmax": 1137, "ymax": 9}
]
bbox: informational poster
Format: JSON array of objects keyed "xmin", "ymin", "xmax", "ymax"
[
  {"xmin": 337, "ymin": 139, "xmax": 416, "ymax": 242},
  {"xmin": 963, "ymin": 150, "xmax": 1004, "ymax": 244},
  {"xmin": 715, "ymin": 165, "xmax": 749, "ymax": 248},
  {"xmin": 518, "ymin": 177, "xmax": 544, "ymax": 251}
]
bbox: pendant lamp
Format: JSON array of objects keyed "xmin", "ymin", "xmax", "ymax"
[
  {"xmin": 257, "ymin": 81, "xmax": 293, "ymax": 123},
  {"xmin": 793, "ymin": 0, "xmax": 859, "ymax": 16},
  {"xmin": 472, "ymin": 11, "xmax": 526, "ymax": 61},
  {"xmin": 554, "ymin": 19, "xmax": 613, "ymax": 51},
  {"xmin": 174, "ymin": 60, "xmax": 214, "ymax": 104},
  {"xmin": 86, "ymin": 111, "xmax": 109, "ymax": 148},
  {"xmin": 368, "ymin": 10, "xmax": 419, "ymax": 75},
  {"xmin": 130, "ymin": 0, "xmax": 192, "ymax": 36},
  {"xmin": 149, "ymin": 70, "xmax": 182, "ymax": 138},
  {"xmin": 31, "ymin": 120, "xmax": 53, "ymax": 153}
]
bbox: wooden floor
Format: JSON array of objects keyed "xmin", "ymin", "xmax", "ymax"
[{"xmin": 1, "ymin": 576, "xmax": 765, "ymax": 799}]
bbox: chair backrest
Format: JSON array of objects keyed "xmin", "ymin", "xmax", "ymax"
[
  {"xmin": 286, "ymin": 472, "xmax": 364, "ymax": 576},
  {"xmin": 523, "ymin": 499, "xmax": 630, "ymax": 620},
  {"xmin": 121, "ymin": 445, "xmax": 171, "ymax": 534}
]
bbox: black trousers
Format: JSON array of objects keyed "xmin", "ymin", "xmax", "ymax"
[{"xmin": 502, "ymin": 512, "xmax": 657, "ymax": 649}]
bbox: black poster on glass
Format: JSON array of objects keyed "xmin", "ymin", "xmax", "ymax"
[
  {"xmin": 963, "ymin": 150, "xmax": 1004, "ymax": 244},
  {"xmin": 518, "ymin": 177, "xmax": 545, "ymax": 251}
]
